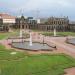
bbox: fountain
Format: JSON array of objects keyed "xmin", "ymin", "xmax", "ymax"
[
  {"xmin": 11, "ymin": 31, "xmax": 56, "ymax": 51},
  {"xmin": 10, "ymin": 15, "xmax": 56, "ymax": 51},
  {"xmin": 20, "ymin": 30, "xmax": 23, "ymax": 38},
  {"xmin": 29, "ymin": 32, "xmax": 33, "ymax": 46},
  {"xmin": 66, "ymin": 38, "xmax": 75, "ymax": 45},
  {"xmin": 54, "ymin": 28, "xmax": 56, "ymax": 37}
]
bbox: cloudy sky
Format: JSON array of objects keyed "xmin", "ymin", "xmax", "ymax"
[{"xmin": 0, "ymin": 0, "xmax": 75, "ymax": 20}]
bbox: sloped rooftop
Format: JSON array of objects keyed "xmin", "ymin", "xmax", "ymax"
[{"xmin": 0, "ymin": 13, "xmax": 15, "ymax": 19}]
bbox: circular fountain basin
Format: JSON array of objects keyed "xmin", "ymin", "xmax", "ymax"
[
  {"xmin": 11, "ymin": 41, "xmax": 54, "ymax": 51},
  {"xmin": 67, "ymin": 38, "xmax": 75, "ymax": 45}
]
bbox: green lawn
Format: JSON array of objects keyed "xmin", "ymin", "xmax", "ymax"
[
  {"xmin": 0, "ymin": 30, "xmax": 29, "ymax": 40},
  {"xmin": 32, "ymin": 29, "xmax": 75, "ymax": 36},
  {"xmin": 0, "ymin": 33, "xmax": 10, "ymax": 40},
  {"xmin": 0, "ymin": 45, "xmax": 75, "ymax": 75},
  {"xmin": 0, "ymin": 31, "xmax": 19, "ymax": 40},
  {"xmin": 42, "ymin": 32, "xmax": 75, "ymax": 36},
  {"xmin": 0, "ymin": 30, "xmax": 75, "ymax": 40}
]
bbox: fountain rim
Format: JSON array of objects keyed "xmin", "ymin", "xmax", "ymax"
[
  {"xmin": 66, "ymin": 38, "xmax": 75, "ymax": 45},
  {"xmin": 11, "ymin": 41, "xmax": 56, "ymax": 51}
]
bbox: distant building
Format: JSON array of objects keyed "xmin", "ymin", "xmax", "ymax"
[
  {"xmin": 37, "ymin": 19, "xmax": 41, "ymax": 24},
  {"xmin": 15, "ymin": 15, "xmax": 29, "ymax": 29},
  {"xmin": 38, "ymin": 17, "xmax": 69, "ymax": 31},
  {"xmin": 0, "ymin": 13, "xmax": 15, "ymax": 31},
  {"xmin": 0, "ymin": 13, "xmax": 75, "ymax": 32},
  {"xmin": 69, "ymin": 21, "xmax": 75, "ymax": 32},
  {"xmin": 39, "ymin": 18, "xmax": 48, "ymax": 24},
  {"xmin": 15, "ymin": 15, "xmax": 37, "ymax": 30}
]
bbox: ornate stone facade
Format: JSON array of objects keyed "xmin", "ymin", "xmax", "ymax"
[
  {"xmin": 37, "ymin": 17, "xmax": 70, "ymax": 31},
  {"xmin": 15, "ymin": 16, "xmax": 37, "ymax": 30},
  {"xmin": 0, "ymin": 13, "xmax": 75, "ymax": 32},
  {"xmin": 15, "ymin": 16, "xmax": 29, "ymax": 29}
]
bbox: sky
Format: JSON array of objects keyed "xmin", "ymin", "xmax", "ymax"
[{"xmin": 0, "ymin": 0, "xmax": 75, "ymax": 20}]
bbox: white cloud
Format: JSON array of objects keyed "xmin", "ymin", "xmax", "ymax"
[
  {"xmin": 21, "ymin": 0, "xmax": 56, "ymax": 11},
  {"xmin": 1, "ymin": 0, "xmax": 75, "ymax": 12},
  {"xmin": 0, "ymin": 0, "xmax": 75, "ymax": 20},
  {"xmin": 58, "ymin": 0, "xmax": 73, "ymax": 7},
  {"xmin": 21, "ymin": 0, "xmax": 74, "ymax": 10}
]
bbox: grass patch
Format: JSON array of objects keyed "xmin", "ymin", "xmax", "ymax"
[
  {"xmin": 0, "ymin": 30, "xmax": 29, "ymax": 40},
  {"xmin": 42, "ymin": 32, "xmax": 75, "ymax": 36},
  {"xmin": 0, "ymin": 45, "xmax": 27, "ymax": 60},
  {"xmin": 0, "ymin": 45, "xmax": 75, "ymax": 75},
  {"xmin": 0, "ymin": 31, "xmax": 19, "ymax": 40}
]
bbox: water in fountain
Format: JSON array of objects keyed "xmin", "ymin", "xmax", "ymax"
[
  {"xmin": 11, "ymin": 31, "xmax": 55, "ymax": 51},
  {"xmin": 54, "ymin": 28, "xmax": 56, "ymax": 36},
  {"xmin": 29, "ymin": 32, "xmax": 33, "ymax": 46}
]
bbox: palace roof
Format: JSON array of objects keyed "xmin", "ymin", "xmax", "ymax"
[{"xmin": 0, "ymin": 13, "xmax": 15, "ymax": 19}]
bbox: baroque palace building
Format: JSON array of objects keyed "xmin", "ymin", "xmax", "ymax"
[
  {"xmin": 0, "ymin": 13, "xmax": 75, "ymax": 32},
  {"xmin": 38, "ymin": 17, "xmax": 70, "ymax": 31},
  {"xmin": 15, "ymin": 15, "xmax": 37, "ymax": 30}
]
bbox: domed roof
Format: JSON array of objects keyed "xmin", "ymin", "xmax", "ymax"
[{"xmin": 21, "ymin": 15, "xmax": 25, "ymax": 20}]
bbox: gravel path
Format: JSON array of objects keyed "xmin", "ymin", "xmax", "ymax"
[{"xmin": 64, "ymin": 67, "xmax": 75, "ymax": 75}]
